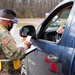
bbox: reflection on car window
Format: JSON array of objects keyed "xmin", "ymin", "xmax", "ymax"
[
  {"xmin": 49, "ymin": 15, "xmax": 60, "ymax": 27},
  {"xmin": 47, "ymin": 7, "xmax": 71, "ymax": 30}
]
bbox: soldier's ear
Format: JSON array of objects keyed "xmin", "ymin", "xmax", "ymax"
[
  {"xmin": 7, "ymin": 20, "xmax": 11, "ymax": 25},
  {"xmin": 5, "ymin": 20, "xmax": 9, "ymax": 25}
]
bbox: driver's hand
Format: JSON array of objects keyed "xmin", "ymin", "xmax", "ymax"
[
  {"xmin": 56, "ymin": 27, "xmax": 64, "ymax": 34},
  {"xmin": 56, "ymin": 39, "xmax": 60, "ymax": 43},
  {"xmin": 24, "ymin": 41, "xmax": 32, "ymax": 48}
]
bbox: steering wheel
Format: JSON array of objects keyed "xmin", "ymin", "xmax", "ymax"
[{"xmin": 55, "ymin": 33, "xmax": 62, "ymax": 42}]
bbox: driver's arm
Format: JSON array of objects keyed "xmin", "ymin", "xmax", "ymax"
[{"xmin": 56, "ymin": 27, "xmax": 64, "ymax": 43}]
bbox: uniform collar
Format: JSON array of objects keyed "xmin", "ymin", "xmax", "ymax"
[{"xmin": 0, "ymin": 24, "xmax": 8, "ymax": 31}]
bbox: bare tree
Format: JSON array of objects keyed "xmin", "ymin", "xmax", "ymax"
[{"xmin": 0, "ymin": 0, "xmax": 62, "ymax": 18}]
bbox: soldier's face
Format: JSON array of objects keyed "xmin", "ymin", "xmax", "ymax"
[{"xmin": 7, "ymin": 20, "xmax": 14, "ymax": 31}]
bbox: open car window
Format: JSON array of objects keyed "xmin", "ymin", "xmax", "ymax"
[
  {"xmin": 46, "ymin": 5, "xmax": 72, "ymax": 31},
  {"xmin": 40, "ymin": 3, "xmax": 73, "ymax": 42},
  {"xmin": 36, "ymin": 0, "xmax": 74, "ymax": 39}
]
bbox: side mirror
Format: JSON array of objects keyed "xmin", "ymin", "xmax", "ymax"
[{"xmin": 19, "ymin": 25, "xmax": 36, "ymax": 39}]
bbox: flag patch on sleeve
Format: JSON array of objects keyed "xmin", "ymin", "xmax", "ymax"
[{"xmin": 3, "ymin": 37, "xmax": 11, "ymax": 44}]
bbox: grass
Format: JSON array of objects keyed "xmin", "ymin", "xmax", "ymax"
[
  {"xmin": 60, "ymin": 18, "xmax": 67, "ymax": 27},
  {"xmin": 16, "ymin": 18, "xmax": 67, "ymax": 28}
]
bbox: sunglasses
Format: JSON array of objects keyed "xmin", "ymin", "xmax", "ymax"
[{"xmin": 0, "ymin": 17, "xmax": 18, "ymax": 24}]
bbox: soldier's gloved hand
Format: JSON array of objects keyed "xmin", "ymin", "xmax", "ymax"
[
  {"xmin": 24, "ymin": 40, "xmax": 32, "ymax": 48},
  {"xmin": 20, "ymin": 41, "xmax": 32, "ymax": 60}
]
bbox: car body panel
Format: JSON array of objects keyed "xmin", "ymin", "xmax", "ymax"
[{"xmin": 23, "ymin": 50, "xmax": 63, "ymax": 75}]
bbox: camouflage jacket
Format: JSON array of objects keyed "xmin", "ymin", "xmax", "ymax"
[{"xmin": 0, "ymin": 24, "xmax": 28, "ymax": 72}]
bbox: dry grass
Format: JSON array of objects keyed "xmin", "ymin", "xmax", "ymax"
[
  {"xmin": 60, "ymin": 18, "xmax": 67, "ymax": 27},
  {"xmin": 17, "ymin": 18, "xmax": 44, "ymax": 28},
  {"xmin": 17, "ymin": 18, "xmax": 67, "ymax": 28}
]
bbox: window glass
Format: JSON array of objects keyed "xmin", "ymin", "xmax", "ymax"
[{"xmin": 44, "ymin": 6, "xmax": 72, "ymax": 42}]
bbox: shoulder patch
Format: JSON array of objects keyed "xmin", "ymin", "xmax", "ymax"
[{"xmin": 3, "ymin": 37, "xmax": 11, "ymax": 45}]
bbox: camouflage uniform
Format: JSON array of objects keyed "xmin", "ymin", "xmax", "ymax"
[{"xmin": 0, "ymin": 24, "xmax": 28, "ymax": 75}]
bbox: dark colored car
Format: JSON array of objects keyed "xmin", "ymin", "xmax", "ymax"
[{"xmin": 20, "ymin": 0, "xmax": 75, "ymax": 75}]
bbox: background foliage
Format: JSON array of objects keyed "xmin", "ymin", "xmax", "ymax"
[{"xmin": 0, "ymin": 0, "xmax": 62, "ymax": 18}]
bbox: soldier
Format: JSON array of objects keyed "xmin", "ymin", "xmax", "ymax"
[{"xmin": 0, "ymin": 9, "xmax": 32, "ymax": 75}]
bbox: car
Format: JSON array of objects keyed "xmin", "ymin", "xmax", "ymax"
[
  {"xmin": 50, "ymin": 15, "xmax": 60, "ymax": 27},
  {"xmin": 19, "ymin": 0, "xmax": 75, "ymax": 75}
]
